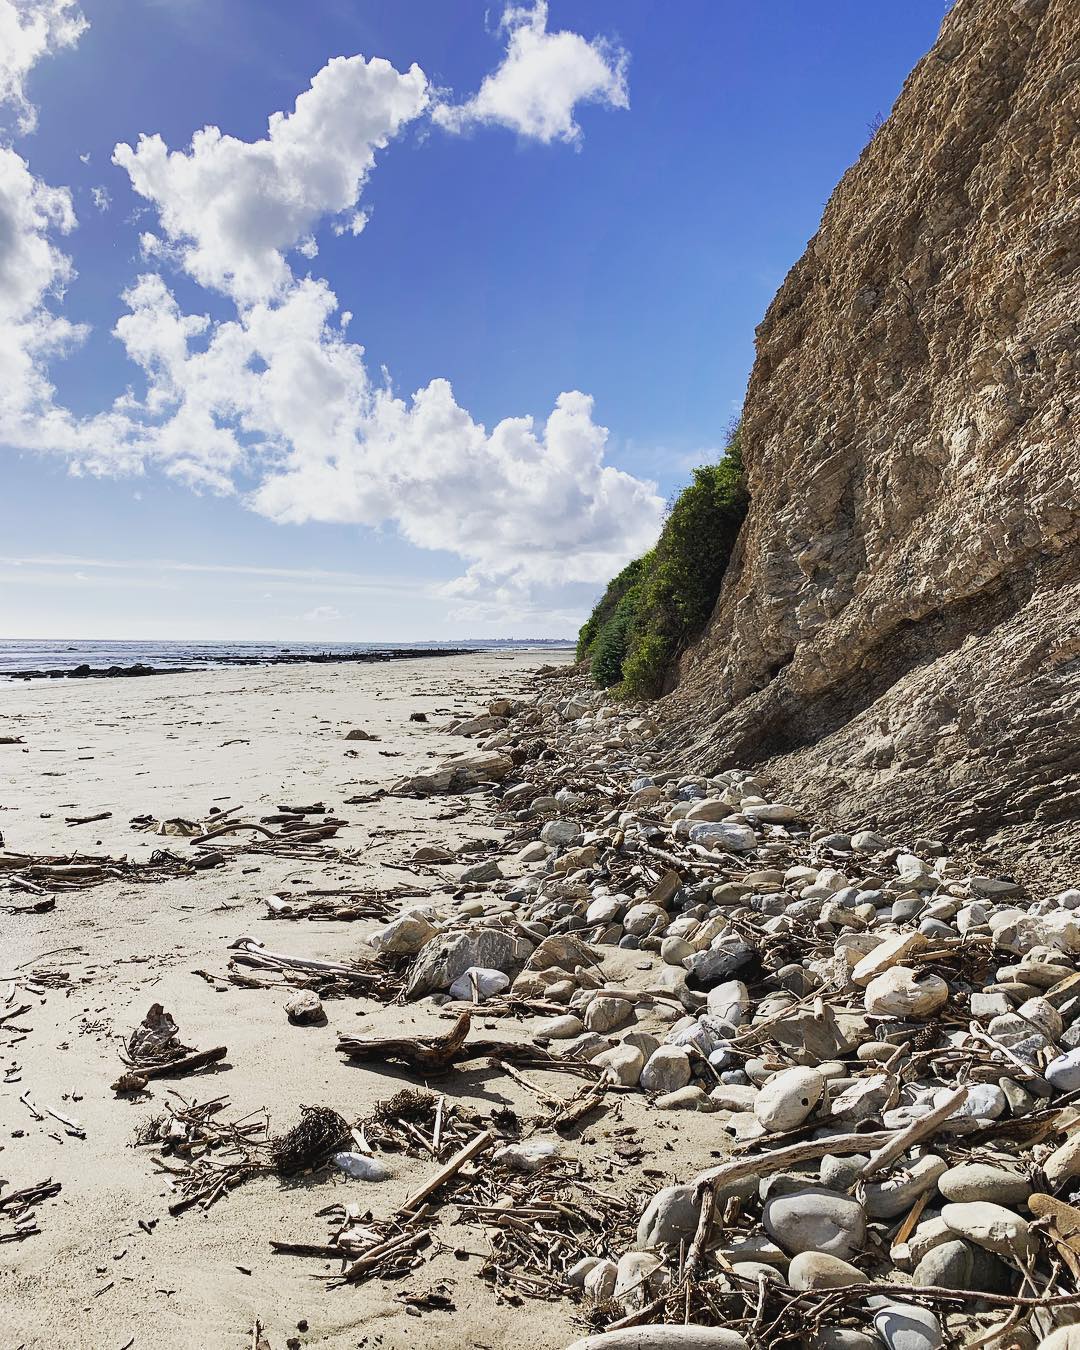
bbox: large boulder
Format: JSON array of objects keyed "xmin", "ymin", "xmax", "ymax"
[{"xmin": 405, "ymin": 929, "xmax": 534, "ymax": 998}]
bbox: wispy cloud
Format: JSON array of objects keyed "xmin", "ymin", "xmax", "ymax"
[
  {"xmin": 302, "ymin": 603, "xmax": 342, "ymax": 622},
  {"xmin": 0, "ymin": 553, "xmax": 439, "ymax": 597}
]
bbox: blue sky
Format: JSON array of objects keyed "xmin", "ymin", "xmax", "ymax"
[{"xmin": 0, "ymin": 0, "xmax": 947, "ymax": 641}]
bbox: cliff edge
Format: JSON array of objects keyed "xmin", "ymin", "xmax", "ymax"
[{"xmin": 662, "ymin": 0, "xmax": 1079, "ymax": 885}]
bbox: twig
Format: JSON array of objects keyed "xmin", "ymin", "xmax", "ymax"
[{"xmin": 191, "ymin": 822, "xmax": 278, "ymax": 845}]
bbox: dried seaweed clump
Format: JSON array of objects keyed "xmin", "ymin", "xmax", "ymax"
[
  {"xmin": 272, "ymin": 1104, "xmax": 349, "ymax": 1174},
  {"xmin": 371, "ymin": 1089, "xmax": 437, "ymax": 1125}
]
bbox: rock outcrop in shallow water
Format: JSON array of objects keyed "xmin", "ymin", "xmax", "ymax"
[{"xmin": 663, "ymin": 0, "xmax": 1079, "ymax": 887}]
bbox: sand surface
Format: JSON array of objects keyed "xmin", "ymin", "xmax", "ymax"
[{"xmin": 0, "ymin": 652, "xmax": 723, "ymax": 1350}]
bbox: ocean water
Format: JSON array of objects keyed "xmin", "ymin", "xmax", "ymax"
[{"xmin": 0, "ymin": 637, "xmax": 573, "ymax": 677}]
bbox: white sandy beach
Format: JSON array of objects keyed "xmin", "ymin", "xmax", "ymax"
[{"xmin": 0, "ymin": 651, "xmax": 721, "ymax": 1350}]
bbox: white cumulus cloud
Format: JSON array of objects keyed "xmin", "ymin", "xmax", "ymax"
[
  {"xmin": 0, "ymin": 146, "xmax": 85, "ymax": 428},
  {"xmin": 0, "ymin": 0, "xmax": 86, "ymax": 135},
  {"xmin": 0, "ymin": 1, "xmax": 90, "ymax": 447},
  {"xmin": 112, "ymin": 54, "xmax": 429, "ymax": 303},
  {"xmin": 3, "ymin": 30, "xmax": 660, "ymax": 610},
  {"xmin": 433, "ymin": 1, "xmax": 628, "ymax": 146},
  {"xmin": 103, "ymin": 272, "xmax": 663, "ymax": 584}
]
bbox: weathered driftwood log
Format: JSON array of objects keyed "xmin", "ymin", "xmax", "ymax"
[
  {"xmin": 336, "ymin": 1010, "xmax": 601, "ymax": 1079},
  {"xmin": 112, "ymin": 1046, "xmax": 228, "ymax": 1093},
  {"xmin": 336, "ymin": 1010, "xmax": 474, "ymax": 1076}
]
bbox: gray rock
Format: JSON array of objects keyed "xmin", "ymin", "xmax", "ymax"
[
  {"xmin": 686, "ymin": 798, "xmax": 732, "ymax": 822},
  {"xmin": 820, "ymin": 1154, "xmax": 868, "ymax": 1190},
  {"xmin": 371, "ymin": 912, "xmax": 441, "ymax": 955},
  {"xmin": 771, "ymin": 1005, "xmax": 853, "ymax": 1064},
  {"xmin": 593, "ymin": 1043, "xmax": 644, "ymax": 1086},
  {"xmin": 447, "ymin": 966, "xmax": 510, "ymax": 1001},
  {"xmin": 706, "ymin": 979, "xmax": 750, "ymax": 1024},
  {"xmin": 459, "ymin": 858, "xmax": 503, "ymax": 884},
  {"xmin": 969, "ymin": 1245, "xmax": 1018, "ymax": 1295},
  {"xmin": 1047, "ymin": 1048, "xmax": 1080, "ymax": 1093},
  {"xmin": 284, "ymin": 990, "xmax": 324, "ymax": 1024},
  {"xmin": 1044, "ymin": 1134, "xmax": 1080, "ymax": 1188},
  {"xmin": 754, "ymin": 1067, "xmax": 824, "ymax": 1132},
  {"xmin": 763, "ymin": 1186, "xmax": 866, "ymax": 1259},
  {"xmin": 941, "ymin": 1201, "xmax": 1033, "ymax": 1259},
  {"xmin": 970, "ymin": 991, "xmax": 1012, "ymax": 1018},
  {"xmin": 654, "ymin": 1085, "xmax": 712, "ymax": 1110},
  {"xmin": 684, "ymin": 941, "xmax": 754, "ymax": 987},
  {"xmin": 613, "ymin": 1250, "xmax": 663, "ymax": 1313},
  {"xmin": 586, "ymin": 895, "xmax": 623, "ymax": 925},
  {"xmin": 623, "ymin": 903, "xmax": 668, "ymax": 936},
  {"xmin": 687, "ymin": 821, "xmax": 758, "ymax": 851},
  {"xmin": 543, "ymin": 1014, "xmax": 584, "ymax": 1039},
  {"xmin": 829, "ymin": 1073, "xmax": 894, "ymax": 1125},
  {"xmin": 806, "ymin": 1333, "xmax": 883, "ymax": 1350},
  {"xmin": 912, "ymin": 1239, "xmax": 972, "ymax": 1290},
  {"xmin": 937, "ymin": 1163, "xmax": 1031, "ymax": 1206},
  {"xmin": 585, "ymin": 994, "xmax": 635, "ymax": 1034},
  {"xmin": 864, "ymin": 1154, "xmax": 946, "ymax": 1219},
  {"xmin": 406, "ymin": 928, "xmax": 533, "ymax": 998},
  {"xmin": 582, "ymin": 1258, "xmax": 618, "ymax": 1301},
  {"xmin": 525, "ymin": 933, "xmax": 598, "ymax": 972},
  {"xmin": 640, "ymin": 1045, "xmax": 692, "ymax": 1094},
  {"xmin": 540, "ymin": 818, "xmax": 581, "ymax": 846},
  {"xmin": 787, "ymin": 1252, "xmax": 865, "ymax": 1290},
  {"xmin": 937, "ymin": 1082, "xmax": 1007, "ymax": 1121},
  {"xmin": 1033, "ymin": 1331, "xmax": 1080, "ymax": 1350},
  {"xmin": 710, "ymin": 1083, "xmax": 759, "ymax": 1111},
  {"xmin": 557, "ymin": 1031, "xmax": 612, "ymax": 1061},
  {"xmin": 661, "ymin": 936, "xmax": 695, "ymax": 965},
  {"xmin": 872, "ymin": 1301, "xmax": 943, "ymax": 1350},
  {"xmin": 638, "ymin": 1179, "xmax": 756, "ymax": 1249},
  {"xmin": 863, "ymin": 966, "xmax": 949, "ymax": 1018},
  {"xmin": 567, "ymin": 1255, "xmax": 603, "ymax": 1286}
]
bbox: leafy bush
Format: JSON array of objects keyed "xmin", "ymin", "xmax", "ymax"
[{"xmin": 576, "ymin": 425, "xmax": 748, "ymax": 697}]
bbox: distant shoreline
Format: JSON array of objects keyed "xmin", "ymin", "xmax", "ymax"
[{"xmin": 2, "ymin": 646, "xmax": 482, "ymax": 682}]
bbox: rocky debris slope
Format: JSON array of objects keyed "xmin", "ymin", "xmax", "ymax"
[
  {"xmin": 661, "ymin": 0, "xmax": 1080, "ymax": 888},
  {"xmin": 374, "ymin": 668, "xmax": 1080, "ymax": 1347}
]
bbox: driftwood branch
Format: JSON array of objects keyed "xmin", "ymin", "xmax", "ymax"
[
  {"xmin": 398, "ymin": 1128, "xmax": 494, "ymax": 1215},
  {"xmin": 112, "ymin": 1046, "xmax": 227, "ymax": 1092},
  {"xmin": 860, "ymin": 1087, "xmax": 967, "ymax": 1179},
  {"xmin": 695, "ymin": 1130, "xmax": 895, "ymax": 1193},
  {"xmin": 336, "ymin": 1010, "xmax": 601, "ymax": 1079},
  {"xmin": 337, "ymin": 1010, "xmax": 474, "ymax": 1076}
]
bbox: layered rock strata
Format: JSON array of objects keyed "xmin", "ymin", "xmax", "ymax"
[{"xmin": 664, "ymin": 0, "xmax": 1079, "ymax": 884}]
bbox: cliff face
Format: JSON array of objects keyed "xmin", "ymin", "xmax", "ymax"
[{"xmin": 666, "ymin": 0, "xmax": 1080, "ymax": 882}]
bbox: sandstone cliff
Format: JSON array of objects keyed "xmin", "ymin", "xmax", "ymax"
[{"xmin": 663, "ymin": 0, "xmax": 1080, "ymax": 885}]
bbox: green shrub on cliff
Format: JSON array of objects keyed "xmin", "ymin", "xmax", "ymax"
[
  {"xmin": 575, "ymin": 554, "xmax": 647, "ymax": 663},
  {"xmin": 577, "ymin": 425, "xmax": 747, "ymax": 696}
]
